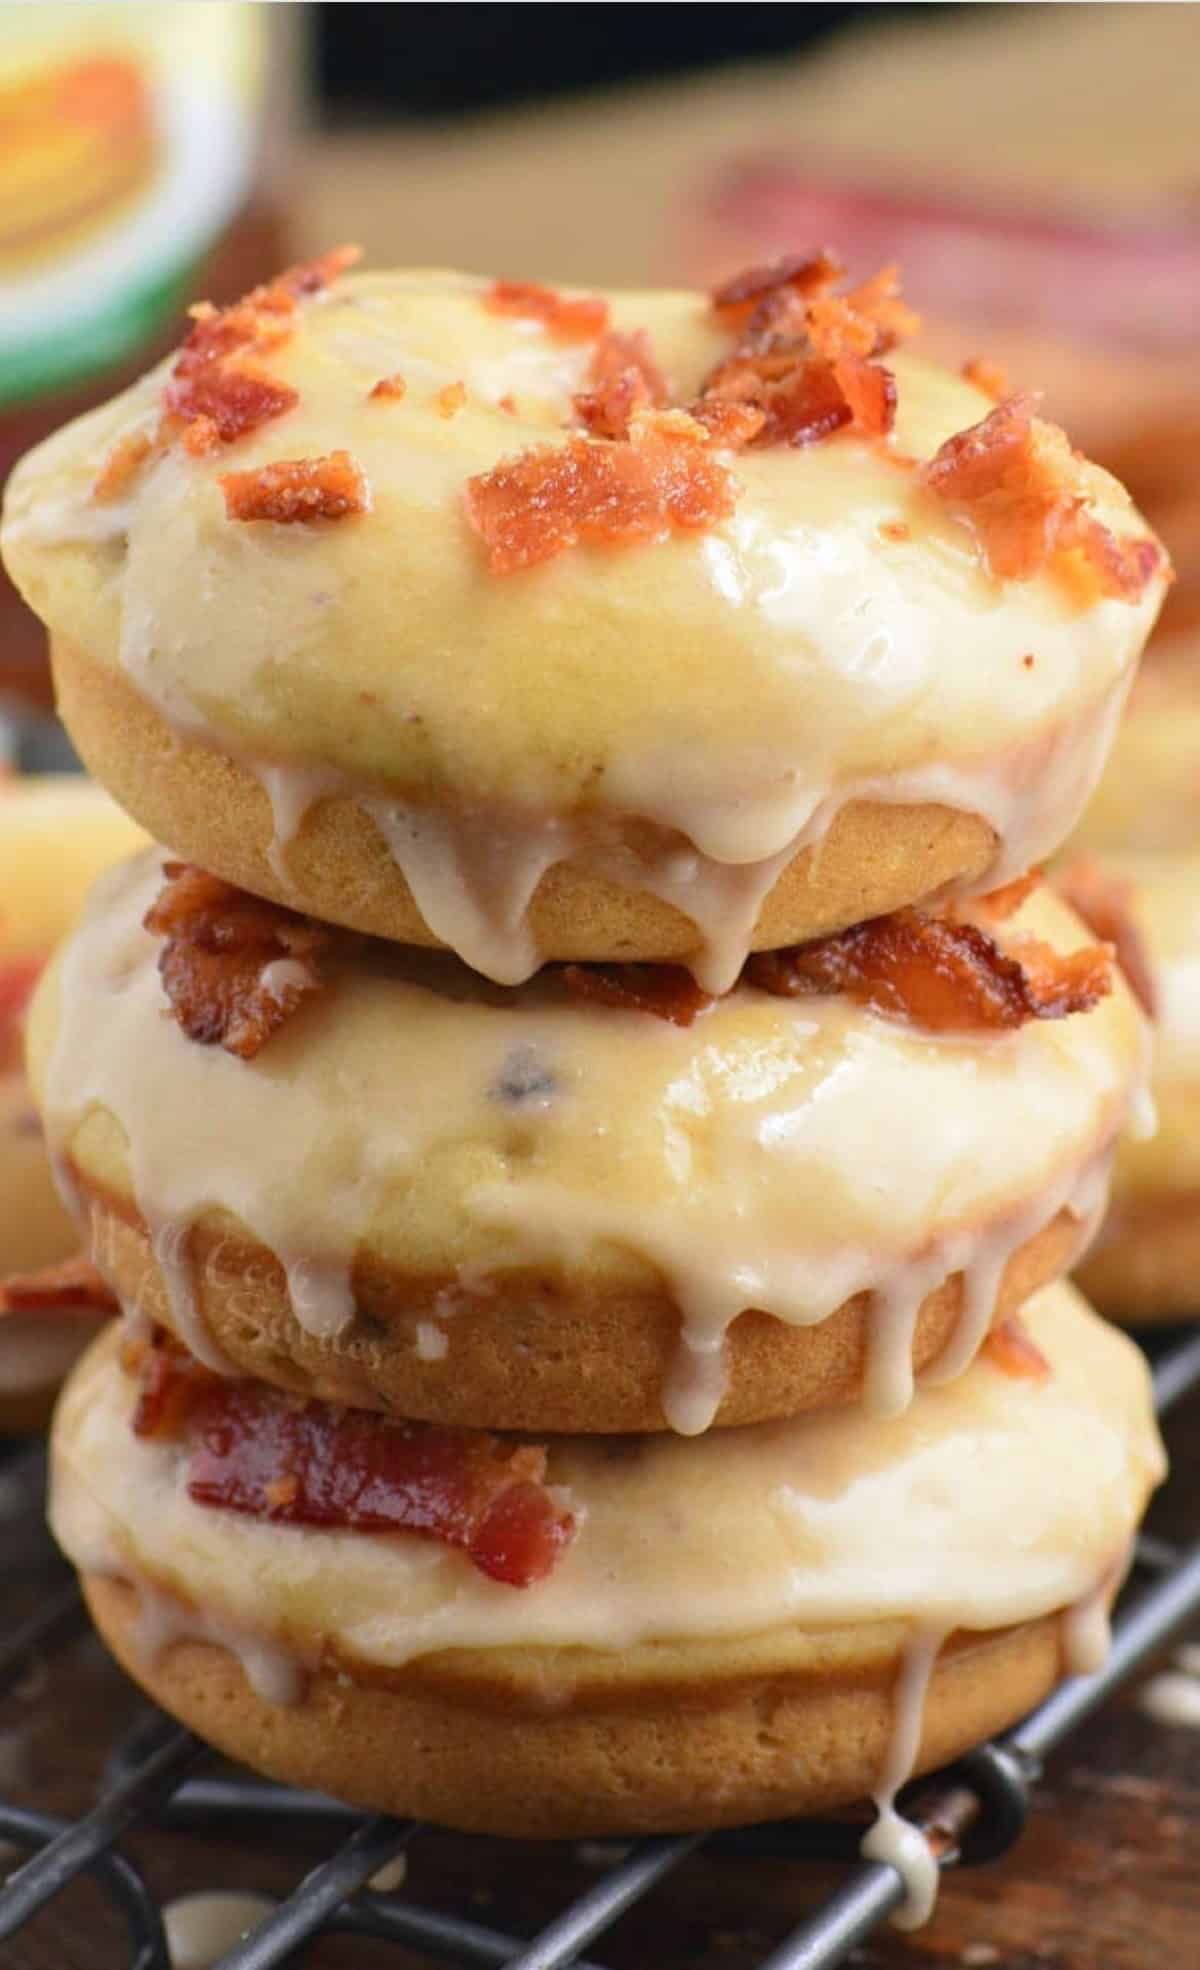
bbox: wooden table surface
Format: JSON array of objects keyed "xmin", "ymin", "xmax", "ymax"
[{"xmin": 3, "ymin": 1342, "xmax": 1198, "ymax": 1970}]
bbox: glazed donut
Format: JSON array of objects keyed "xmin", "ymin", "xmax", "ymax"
[
  {"xmin": 28, "ymin": 849, "xmax": 1146, "ymax": 1433},
  {"xmin": 0, "ymin": 775, "xmax": 145, "ymax": 1431},
  {"xmin": 1067, "ymin": 851, "xmax": 1200, "ymax": 1322},
  {"xmin": 2, "ymin": 262, "xmax": 1165, "ymax": 989},
  {"xmin": 51, "ymin": 1283, "xmax": 1163, "ymax": 1839}
]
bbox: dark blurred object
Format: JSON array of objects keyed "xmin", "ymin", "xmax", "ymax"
[
  {"xmin": 0, "ymin": 3, "xmax": 301, "ymax": 710},
  {"xmin": 316, "ymin": 3, "xmax": 898, "ymax": 117}
]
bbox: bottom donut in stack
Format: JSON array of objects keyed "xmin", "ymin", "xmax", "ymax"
[{"xmin": 53, "ymin": 1284, "xmax": 1161, "ymax": 1882}]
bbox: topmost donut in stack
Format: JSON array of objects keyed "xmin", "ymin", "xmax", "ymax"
[{"xmin": 2, "ymin": 251, "xmax": 1165, "ymax": 990}]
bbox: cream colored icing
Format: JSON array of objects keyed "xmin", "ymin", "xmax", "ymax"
[
  {"xmin": 1, "ymin": 270, "xmax": 1165, "ymax": 988},
  {"xmin": 861, "ymin": 1626, "xmax": 945, "ymax": 1929},
  {"xmin": 163, "ymin": 1892, "xmax": 277, "ymax": 1970},
  {"xmin": 50, "ymin": 1282, "xmax": 1163, "ymax": 1671},
  {"xmin": 30, "ymin": 853, "xmax": 1147, "ymax": 1427}
]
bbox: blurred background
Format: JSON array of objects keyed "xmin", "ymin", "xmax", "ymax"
[{"xmin": 2, "ymin": 1, "xmax": 1198, "ymax": 716}]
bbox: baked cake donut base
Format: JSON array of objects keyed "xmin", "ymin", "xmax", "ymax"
[{"xmin": 84, "ymin": 1571, "xmax": 1068, "ymax": 1838}]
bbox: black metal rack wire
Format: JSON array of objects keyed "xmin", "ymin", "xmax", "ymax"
[{"xmin": 3, "ymin": 1321, "xmax": 1200, "ymax": 1970}]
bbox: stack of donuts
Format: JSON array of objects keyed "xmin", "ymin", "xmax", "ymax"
[{"xmin": 0, "ymin": 250, "xmax": 1173, "ymax": 1910}]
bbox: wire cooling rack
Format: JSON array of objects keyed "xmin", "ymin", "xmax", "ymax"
[{"xmin": 2, "ymin": 1322, "xmax": 1200, "ymax": 1970}]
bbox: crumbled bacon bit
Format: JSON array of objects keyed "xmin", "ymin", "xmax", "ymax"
[
  {"xmin": 436, "ymin": 380, "xmax": 467, "ymax": 419},
  {"xmin": 1, "ymin": 1255, "xmax": 119, "ymax": 1318},
  {"xmin": 960, "ymin": 870, "xmax": 1042, "ymax": 926},
  {"xmin": 219, "ymin": 451, "xmax": 369, "ymax": 524},
  {"xmin": 879, "ymin": 520, "xmax": 910, "ymax": 543},
  {"xmin": 962, "ymin": 356, "xmax": 1009, "ymax": 402},
  {"xmin": 1056, "ymin": 857, "xmax": 1157, "ymax": 1019},
  {"xmin": 161, "ymin": 1372, "xmax": 577, "ymax": 1587},
  {"xmin": 93, "ymin": 430, "xmax": 153, "ymax": 502},
  {"xmin": 164, "ymin": 367, "xmax": 299, "ymax": 451},
  {"xmin": 483, "ymin": 279, "xmax": 609, "ymax": 342},
  {"xmin": 710, "ymin": 251, "xmax": 845, "ymax": 324},
  {"xmin": 125, "ymin": 1326, "xmax": 217, "ymax": 1440},
  {"xmin": 561, "ymin": 962, "xmax": 714, "ymax": 1027},
  {"xmin": 698, "ymin": 255, "xmax": 917, "ymax": 450},
  {"xmin": 573, "ymin": 327, "xmax": 668, "ymax": 440},
  {"xmin": 691, "ymin": 399, "xmax": 767, "ymax": 449},
  {"xmin": 369, "ymin": 373, "xmax": 406, "ymax": 402},
  {"xmin": 982, "ymin": 1315, "xmax": 1051, "ymax": 1381},
  {"xmin": 144, "ymin": 862, "xmax": 328, "ymax": 1059},
  {"xmin": 922, "ymin": 394, "xmax": 1165, "ymax": 598},
  {"xmin": 464, "ymin": 429, "xmax": 737, "ymax": 574},
  {"xmin": 745, "ymin": 907, "xmax": 1112, "ymax": 1033},
  {"xmin": 498, "ymin": 393, "xmax": 518, "ymax": 415},
  {"xmin": 161, "ymin": 245, "xmax": 359, "ymax": 452}
]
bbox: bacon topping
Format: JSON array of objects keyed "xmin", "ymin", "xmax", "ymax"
[
  {"xmin": 435, "ymin": 380, "xmax": 467, "ymax": 419},
  {"xmin": 962, "ymin": 356, "xmax": 1009, "ymax": 402},
  {"xmin": 710, "ymin": 251, "xmax": 846, "ymax": 325},
  {"xmin": 159, "ymin": 246, "xmax": 360, "ymax": 456},
  {"xmin": 921, "ymin": 395, "xmax": 1165, "ymax": 598},
  {"xmin": 93, "ymin": 430, "xmax": 154, "ymax": 502},
  {"xmin": 1, "ymin": 1255, "xmax": 119, "ymax": 1319},
  {"xmin": 483, "ymin": 279, "xmax": 609, "ymax": 342},
  {"xmin": 744, "ymin": 908, "xmax": 1112, "ymax": 1033},
  {"xmin": 573, "ymin": 328, "xmax": 668, "ymax": 441},
  {"xmin": 562, "ymin": 962, "xmax": 713, "ymax": 1027},
  {"xmin": 981, "ymin": 1315, "xmax": 1051, "ymax": 1382},
  {"xmin": 369, "ymin": 373, "xmax": 406, "ymax": 402},
  {"xmin": 464, "ymin": 428, "xmax": 737, "ymax": 574},
  {"xmin": 125, "ymin": 1326, "xmax": 216, "ymax": 1440},
  {"xmin": 219, "ymin": 451, "xmax": 369, "ymax": 525},
  {"xmin": 1056, "ymin": 858, "xmax": 1157, "ymax": 1020},
  {"xmin": 698, "ymin": 255, "xmax": 917, "ymax": 450},
  {"xmin": 124, "ymin": 1335, "xmax": 575, "ymax": 1587},
  {"xmin": 144, "ymin": 863, "xmax": 327, "ymax": 1060}
]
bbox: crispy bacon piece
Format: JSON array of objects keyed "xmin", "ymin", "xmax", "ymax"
[
  {"xmin": 982, "ymin": 1315, "xmax": 1051, "ymax": 1382},
  {"xmin": 1056, "ymin": 857, "xmax": 1157, "ymax": 1019},
  {"xmin": 181, "ymin": 1378, "xmax": 575, "ymax": 1587},
  {"xmin": 144, "ymin": 862, "xmax": 327, "ymax": 1060},
  {"xmin": 164, "ymin": 366, "xmax": 299, "ymax": 452},
  {"xmin": 561, "ymin": 962, "xmax": 714, "ymax": 1027},
  {"xmin": 710, "ymin": 251, "xmax": 844, "ymax": 324},
  {"xmin": 125, "ymin": 1327, "xmax": 217, "ymax": 1440},
  {"xmin": 745, "ymin": 908, "xmax": 1112, "ymax": 1033},
  {"xmin": 464, "ymin": 429, "xmax": 737, "ymax": 574},
  {"xmin": 219, "ymin": 451, "xmax": 369, "ymax": 524},
  {"xmin": 922, "ymin": 395, "xmax": 1164, "ymax": 597},
  {"xmin": 950, "ymin": 869, "xmax": 1042, "ymax": 927},
  {"xmin": 573, "ymin": 327, "xmax": 669, "ymax": 441},
  {"xmin": 483, "ymin": 279, "xmax": 609, "ymax": 342},
  {"xmin": 2, "ymin": 1255, "xmax": 119, "ymax": 1318},
  {"xmin": 93, "ymin": 430, "xmax": 154, "ymax": 501},
  {"xmin": 160, "ymin": 245, "xmax": 359, "ymax": 453},
  {"xmin": 699, "ymin": 256, "xmax": 916, "ymax": 450},
  {"xmin": 962, "ymin": 356, "xmax": 1009, "ymax": 402},
  {"xmin": 369, "ymin": 372, "xmax": 406, "ymax": 401}
]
